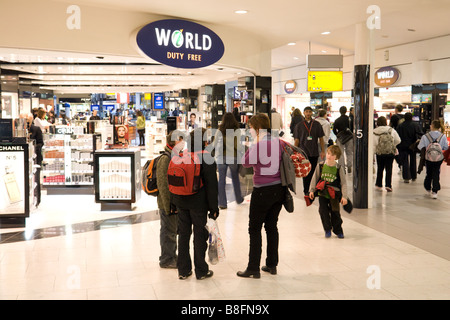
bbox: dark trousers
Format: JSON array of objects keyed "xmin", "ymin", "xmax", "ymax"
[
  {"xmin": 247, "ymin": 184, "xmax": 285, "ymax": 271},
  {"xmin": 303, "ymin": 156, "xmax": 319, "ymax": 195},
  {"xmin": 399, "ymin": 149, "xmax": 417, "ymax": 180},
  {"xmin": 34, "ymin": 167, "xmax": 41, "ymax": 207},
  {"xmin": 138, "ymin": 129, "xmax": 145, "ymax": 146},
  {"xmin": 318, "ymin": 196, "xmax": 343, "ymax": 235},
  {"xmin": 375, "ymin": 154, "xmax": 395, "ymax": 188},
  {"xmin": 159, "ymin": 209, "xmax": 178, "ymax": 267},
  {"xmin": 177, "ymin": 208, "xmax": 209, "ymax": 278},
  {"xmin": 424, "ymin": 160, "xmax": 443, "ymax": 193}
]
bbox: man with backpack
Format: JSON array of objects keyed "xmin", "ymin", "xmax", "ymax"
[
  {"xmin": 418, "ymin": 120, "xmax": 448, "ymax": 199},
  {"xmin": 169, "ymin": 128, "xmax": 219, "ymax": 280},
  {"xmin": 156, "ymin": 130, "xmax": 185, "ymax": 269}
]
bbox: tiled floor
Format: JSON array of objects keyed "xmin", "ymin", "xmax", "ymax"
[{"xmin": 1, "ymin": 160, "xmax": 450, "ymax": 300}]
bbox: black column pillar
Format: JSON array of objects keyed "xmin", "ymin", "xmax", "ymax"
[{"xmin": 353, "ymin": 64, "xmax": 370, "ymax": 208}]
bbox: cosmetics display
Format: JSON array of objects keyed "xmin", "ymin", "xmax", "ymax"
[
  {"xmin": 98, "ymin": 157, "xmax": 132, "ymax": 200},
  {"xmin": 94, "ymin": 149, "xmax": 141, "ymax": 210},
  {"xmin": 0, "ymin": 142, "xmax": 34, "ymax": 223},
  {"xmin": 42, "ymin": 132, "xmax": 101, "ymax": 192}
]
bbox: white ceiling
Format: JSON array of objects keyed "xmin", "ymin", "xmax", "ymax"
[{"xmin": 2, "ymin": 0, "xmax": 450, "ymax": 95}]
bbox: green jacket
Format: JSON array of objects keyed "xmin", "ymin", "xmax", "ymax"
[
  {"xmin": 136, "ymin": 116, "xmax": 145, "ymax": 130},
  {"xmin": 156, "ymin": 146, "xmax": 172, "ymax": 213}
]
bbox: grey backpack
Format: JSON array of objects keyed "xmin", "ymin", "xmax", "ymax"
[{"xmin": 375, "ymin": 128, "xmax": 396, "ymax": 155}]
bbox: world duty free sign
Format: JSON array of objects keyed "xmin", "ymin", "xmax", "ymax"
[{"xmin": 136, "ymin": 19, "xmax": 225, "ymax": 69}]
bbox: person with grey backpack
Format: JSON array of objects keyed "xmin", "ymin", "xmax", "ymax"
[
  {"xmin": 373, "ymin": 116, "xmax": 401, "ymax": 192},
  {"xmin": 418, "ymin": 120, "xmax": 448, "ymax": 199}
]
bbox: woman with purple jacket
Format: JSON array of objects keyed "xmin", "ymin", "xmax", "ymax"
[{"xmin": 237, "ymin": 113, "xmax": 284, "ymax": 278}]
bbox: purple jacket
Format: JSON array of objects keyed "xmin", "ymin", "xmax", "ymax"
[{"xmin": 242, "ymin": 135, "xmax": 282, "ymax": 187}]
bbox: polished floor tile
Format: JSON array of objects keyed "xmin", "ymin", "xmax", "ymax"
[{"xmin": 1, "ymin": 159, "xmax": 450, "ymax": 301}]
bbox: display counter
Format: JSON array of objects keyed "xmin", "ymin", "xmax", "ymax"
[
  {"xmin": 0, "ymin": 141, "xmax": 35, "ymax": 227},
  {"xmin": 94, "ymin": 148, "xmax": 141, "ymax": 211},
  {"xmin": 42, "ymin": 131, "xmax": 101, "ymax": 194}
]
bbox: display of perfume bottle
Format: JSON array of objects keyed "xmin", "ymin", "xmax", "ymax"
[{"xmin": 3, "ymin": 166, "xmax": 21, "ymax": 204}]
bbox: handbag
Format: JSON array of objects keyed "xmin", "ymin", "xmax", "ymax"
[
  {"xmin": 282, "ymin": 141, "xmax": 311, "ymax": 178},
  {"xmin": 337, "ymin": 129, "xmax": 353, "ymax": 145},
  {"xmin": 283, "ymin": 187, "xmax": 294, "ymax": 213}
]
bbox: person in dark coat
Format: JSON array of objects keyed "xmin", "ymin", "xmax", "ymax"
[
  {"xmin": 289, "ymin": 108, "xmax": 304, "ymax": 137},
  {"xmin": 396, "ymin": 112, "xmax": 423, "ymax": 182},
  {"xmin": 27, "ymin": 113, "xmax": 44, "ymax": 207},
  {"xmin": 171, "ymin": 127, "xmax": 219, "ymax": 280}
]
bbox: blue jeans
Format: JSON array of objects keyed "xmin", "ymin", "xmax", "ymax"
[{"xmin": 218, "ymin": 163, "xmax": 244, "ymax": 207}]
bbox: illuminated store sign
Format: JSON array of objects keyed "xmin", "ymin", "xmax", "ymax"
[
  {"xmin": 136, "ymin": 19, "xmax": 225, "ymax": 69},
  {"xmin": 374, "ymin": 66, "xmax": 400, "ymax": 87},
  {"xmin": 284, "ymin": 80, "xmax": 297, "ymax": 94}
]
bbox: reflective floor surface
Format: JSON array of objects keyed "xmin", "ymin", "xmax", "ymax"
[{"xmin": 0, "ymin": 162, "xmax": 449, "ymax": 300}]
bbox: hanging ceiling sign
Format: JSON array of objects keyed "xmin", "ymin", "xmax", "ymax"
[
  {"xmin": 136, "ymin": 19, "xmax": 225, "ymax": 69},
  {"xmin": 374, "ymin": 66, "xmax": 400, "ymax": 87}
]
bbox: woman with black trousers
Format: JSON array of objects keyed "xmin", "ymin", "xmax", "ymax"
[
  {"xmin": 237, "ymin": 113, "xmax": 284, "ymax": 278},
  {"xmin": 171, "ymin": 128, "xmax": 219, "ymax": 280}
]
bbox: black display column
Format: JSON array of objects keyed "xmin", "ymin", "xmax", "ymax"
[
  {"xmin": 352, "ymin": 22, "xmax": 374, "ymax": 209},
  {"xmin": 353, "ymin": 65, "xmax": 370, "ymax": 208}
]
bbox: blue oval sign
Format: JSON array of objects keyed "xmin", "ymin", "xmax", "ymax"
[{"xmin": 136, "ymin": 19, "xmax": 225, "ymax": 69}]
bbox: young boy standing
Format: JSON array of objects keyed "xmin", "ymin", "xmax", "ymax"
[{"xmin": 309, "ymin": 145, "xmax": 348, "ymax": 238}]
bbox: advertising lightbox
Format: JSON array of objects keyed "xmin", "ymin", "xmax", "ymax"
[
  {"xmin": 136, "ymin": 19, "xmax": 225, "ymax": 69},
  {"xmin": 307, "ymin": 71, "xmax": 343, "ymax": 92}
]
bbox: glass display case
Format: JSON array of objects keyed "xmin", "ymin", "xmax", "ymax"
[
  {"xmin": 0, "ymin": 141, "xmax": 34, "ymax": 227},
  {"xmin": 94, "ymin": 149, "xmax": 141, "ymax": 210},
  {"xmin": 42, "ymin": 131, "xmax": 101, "ymax": 194}
]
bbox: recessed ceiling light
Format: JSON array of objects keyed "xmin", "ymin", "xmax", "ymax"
[
  {"xmin": 235, "ymin": 10, "xmax": 248, "ymax": 14},
  {"xmin": 321, "ymin": 31, "xmax": 331, "ymax": 35},
  {"xmin": 288, "ymin": 42, "xmax": 296, "ymax": 46},
  {"xmin": 321, "ymin": 50, "xmax": 327, "ymax": 53},
  {"xmin": 293, "ymin": 57, "xmax": 299, "ymax": 60}
]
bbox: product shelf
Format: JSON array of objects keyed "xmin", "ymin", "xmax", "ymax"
[{"xmin": 42, "ymin": 131, "xmax": 101, "ymax": 194}]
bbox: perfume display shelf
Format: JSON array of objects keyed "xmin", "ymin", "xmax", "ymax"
[{"xmin": 41, "ymin": 133, "xmax": 101, "ymax": 194}]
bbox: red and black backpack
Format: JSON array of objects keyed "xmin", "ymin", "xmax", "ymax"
[{"xmin": 167, "ymin": 151, "xmax": 205, "ymax": 195}]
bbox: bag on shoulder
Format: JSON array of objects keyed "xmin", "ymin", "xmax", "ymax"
[
  {"xmin": 425, "ymin": 133, "xmax": 444, "ymax": 162},
  {"xmin": 375, "ymin": 128, "xmax": 396, "ymax": 155},
  {"xmin": 337, "ymin": 128, "xmax": 353, "ymax": 145},
  {"xmin": 142, "ymin": 151, "xmax": 170, "ymax": 196},
  {"xmin": 167, "ymin": 151, "xmax": 204, "ymax": 195},
  {"xmin": 281, "ymin": 140, "xmax": 311, "ymax": 178}
]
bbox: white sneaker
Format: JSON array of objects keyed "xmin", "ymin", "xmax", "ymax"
[{"xmin": 431, "ymin": 192, "xmax": 438, "ymax": 199}]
